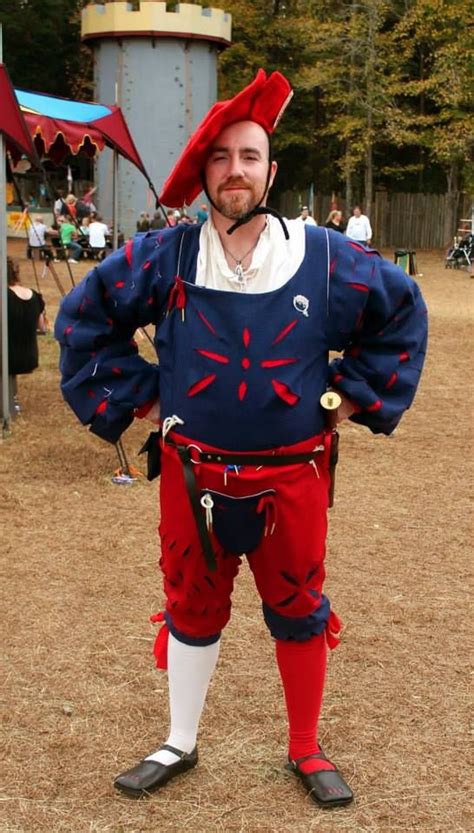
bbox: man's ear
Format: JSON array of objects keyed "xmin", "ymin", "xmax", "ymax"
[{"xmin": 268, "ymin": 160, "xmax": 278, "ymax": 190}]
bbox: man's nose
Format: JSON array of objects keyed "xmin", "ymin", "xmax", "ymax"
[{"xmin": 227, "ymin": 152, "xmax": 245, "ymax": 178}]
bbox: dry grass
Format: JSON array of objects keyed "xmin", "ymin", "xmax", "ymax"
[{"xmin": 1, "ymin": 241, "xmax": 472, "ymax": 832}]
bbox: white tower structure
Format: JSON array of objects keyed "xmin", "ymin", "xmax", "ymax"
[{"xmin": 81, "ymin": 2, "xmax": 232, "ymax": 236}]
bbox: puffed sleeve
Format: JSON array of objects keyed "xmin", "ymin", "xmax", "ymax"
[
  {"xmin": 55, "ymin": 234, "xmax": 167, "ymax": 443},
  {"xmin": 327, "ymin": 237, "xmax": 428, "ymax": 434}
]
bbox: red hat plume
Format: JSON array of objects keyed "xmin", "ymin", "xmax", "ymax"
[{"xmin": 159, "ymin": 69, "xmax": 293, "ymax": 208}]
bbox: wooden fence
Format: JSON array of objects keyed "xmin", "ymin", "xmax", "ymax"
[{"xmin": 276, "ymin": 191, "xmax": 472, "ymax": 250}]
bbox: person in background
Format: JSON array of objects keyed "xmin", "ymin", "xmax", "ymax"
[
  {"xmin": 27, "ymin": 214, "xmax": 57, "ymax": 260},
  {"xmin": 195, "ymin": 202, "xmax": 209, "ymax": 224},
  {"xmin": 53, "ymin": 190, "xmax": 66, "ymax": 223},
  {"xmin": 39, "ymin": 182, "xmax": 48, "ymax": 206},
  {"xmin": 296, "ymin": 205, "xmax": 317, "ymax": 226},
  {"xmin": 166, "ymin": 209, "xmax": 178, "ymax": 228},
  {"xmin": 88, "ymin": 214, "xmax": 109, "ymax": 258},
  {"xmin": 63, "ymin": 194, "xmax": 78, "ymax": 221},
  {"xmin": 79, "ymin": 215, "xmax": 90, "ymax": 239},
  {"xmin": 83, "ymin": 186, "xmax": 97, "ymax": 214},
  {"xmin": 136, "ymin": 212, "xmax": 151, "ymax": 232},
  {"xmin": 325, "ymin": 210, "xmax": 345, "ymax": 233},
  {"xmin": 56, "ymin": 69, "xmax": 427, "ymax": 810},
  {"xmin": 58, "ymin": 215, "xmax": 82, "ymax": 263},
  {"xmin": 7, "ymin": 257, "xmax": 46, "ymax": 414},
  {"xmin": 77, "ymin": 216, "xmax": 90, "ymax": 255},
  {"xmin": 27, "ymin": 215, "xmax": 48, "ymax": 250},
  {"xmin": 345, "ymin": 206, "xmax": 372, "ymax": 246},
  {"xmin": 75, "ymin": 195, "xmax": 92, "ymax": 224},
  {"xmin": 150, "ymin": 210, "xmax": 166, "ymax": 230}
]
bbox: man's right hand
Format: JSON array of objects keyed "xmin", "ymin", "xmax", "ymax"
[{"xmin": 145, "ymin": 400, "xmax": 161, "ymax": 424}]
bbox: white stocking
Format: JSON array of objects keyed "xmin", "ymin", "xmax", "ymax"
[{"xmin": 146, "ymin": 633, "xmax": 220, "ymax": 765}]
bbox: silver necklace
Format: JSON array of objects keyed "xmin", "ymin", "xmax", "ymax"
[{"xmin": 221, "ymin": 241, "xmax": 257, "ymax": 289}]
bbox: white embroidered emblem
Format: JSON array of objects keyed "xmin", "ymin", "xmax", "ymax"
[{"xmin": 293, "ymin": 294, "xmax": 310, "ymax": 317}]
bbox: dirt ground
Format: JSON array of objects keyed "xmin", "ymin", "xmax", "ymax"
[{"xmin": 1, "ymin": 240, "xmax": 472, "ymax": 833}]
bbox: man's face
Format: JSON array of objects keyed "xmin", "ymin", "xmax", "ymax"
[
  {"xmin": 204, "ymin": 121, "xmax": 277, "ymax": 220},
  {"xmin": 301, "ymin": 208, "xmax": 309, "ymax": 219},
  {"xmin": 353, "ymin": 207, "xmax": 361, "ymax": 217}
]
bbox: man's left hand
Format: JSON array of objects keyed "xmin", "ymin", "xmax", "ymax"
[{"xmin": 334, "ymin": 393, "xmax": 356, "ymax": 424}]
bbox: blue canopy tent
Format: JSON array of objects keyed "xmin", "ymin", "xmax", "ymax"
[{"xmin": 0, "ymin": 55, "xmax": 159, "ymax": 432}]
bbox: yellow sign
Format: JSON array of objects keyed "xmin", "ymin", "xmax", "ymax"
[{"xmin": 7, "ymin": 211, "xmax": 29, "ymax": 231}]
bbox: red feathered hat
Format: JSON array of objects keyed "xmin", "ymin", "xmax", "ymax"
[{"xmin": 159, "ymin": 69, "xmax": 293, "ymax": 208}]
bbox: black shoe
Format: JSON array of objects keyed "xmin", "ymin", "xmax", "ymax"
[
  {"xmin": 114, "ymin": 744, "xmax": 198, "ymax": 798},
  {"xmin": 286, "ymin": 750, "xmax": 354, "ymax": 808}
]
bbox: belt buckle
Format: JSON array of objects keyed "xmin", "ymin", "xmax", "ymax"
[{"xmin": 186, "ymin": 443, "xmax": 203, "ymax": 464}]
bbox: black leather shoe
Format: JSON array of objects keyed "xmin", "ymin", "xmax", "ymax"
[
  {"xmin": 286, "ymin": 750, "xmax": 354, "ymax": 808},
  {"xmin": 114, "ymin": 744, "xmax": 198, "ymax": 798}
]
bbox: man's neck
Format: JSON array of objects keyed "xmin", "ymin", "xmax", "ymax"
[{"xmin": 210, "ymin": 208, "xmax": 267, "ymax": 262}]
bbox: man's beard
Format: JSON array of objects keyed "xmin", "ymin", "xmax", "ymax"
[{"xmin": 213, "ymin": 178, "xmax": 264, "ymax": 220}]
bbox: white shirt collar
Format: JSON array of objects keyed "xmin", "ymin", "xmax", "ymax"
[{"xmin": 196, "ymin": 214, "xmax": 306, "ymax": 293}]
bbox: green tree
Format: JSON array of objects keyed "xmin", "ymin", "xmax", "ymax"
[
  {"xmin": 0, "ymin": 0, "xmax": 92, "ymax": 98},
  {"xmin": 238, "ymin": 0, "xmax": 470, "ymax": 204},
  {"xmin": 3, "ymin": 0, "xmax": 470, "ymax": 213},
  {"xmin": 387, "ymin": 0, "xmax": 474, "ymax": 234},
  {"xmin": 214, "ymin": 0, "xmax": 332, "ymax": 202},
  {"xmin": 292, "ymin": 0, "xmax": 418, "ymax": 211}
]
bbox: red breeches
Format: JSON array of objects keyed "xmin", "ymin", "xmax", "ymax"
[{"xmin": 158, "ymin": 431, "xmax": 332, "ymax": 642}]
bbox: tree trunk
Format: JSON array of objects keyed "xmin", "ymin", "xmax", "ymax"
[
  {"xmin": 364, "ymin": 129, "xmax": 373, "ymax": 219},
  {"xmin": 344, "ymin": 0, "xmax": 357, "ymax": 210},
  {"xmin": 443, "ymin": 162, "xmax": 459, "ymax": 247},
  {"xmin": 344, "ymin": 145, "xmax": 352, "ymax": 210},
  {"xmin": 363, "ymin": 2, "xmax": 376, "ymax": 219}
]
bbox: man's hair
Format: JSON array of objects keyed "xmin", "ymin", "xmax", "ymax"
[{"xmin": 7, "ymin": 257, "xmax": 20, "ymax": 286}]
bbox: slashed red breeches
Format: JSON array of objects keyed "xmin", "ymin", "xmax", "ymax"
[{"xmin": 158, "ymin": 431, "xmax": 335, "ymax": 644}]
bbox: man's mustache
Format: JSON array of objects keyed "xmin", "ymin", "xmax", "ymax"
[{"xmin": 218, "ymin": 178, "xmax": 252, "ymax": 193}]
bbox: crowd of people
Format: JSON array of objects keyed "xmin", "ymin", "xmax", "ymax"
[
  {"xmin": 135, "ymin": 203, "xmax": 209, "ymax": 232},
  {"xmin": 296, "ymin": 204, "xmax": 372, "ymax": 245},
  {"xmin": 25, "ymin": 188, "xmax": 113, "ymax": 264},
  {"xmin": 135, "ymin": 203, "xmax": 370, "ymax": 243}
]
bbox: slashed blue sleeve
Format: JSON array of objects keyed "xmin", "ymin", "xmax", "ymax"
[
  {"xmin": 327, "ymin": 237, "xmax": 428, "ymax": 434},
  {"xmin": 55, "ymin": 234, "xmax": 167, "ymax": 443}
]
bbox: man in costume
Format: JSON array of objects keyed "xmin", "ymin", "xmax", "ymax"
[{"xmin": 55, "ymin": 70, "xmax": 427, "ymax": 808}]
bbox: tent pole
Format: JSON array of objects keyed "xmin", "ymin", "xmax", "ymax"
[
  {"xmin": 112, "ymin": 149, "xmax": 118, "ymax": 250},
  {"xmin": 0, "ymin": 26, "xmax": 11, "ymax": 434}
]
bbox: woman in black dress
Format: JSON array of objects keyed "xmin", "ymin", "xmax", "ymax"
[{"xmin": 7, "ymin": 257, "xmax": 45, "ymax": 413}]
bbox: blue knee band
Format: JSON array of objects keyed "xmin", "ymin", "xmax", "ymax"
[
  {"xmin": 263, "ymin": 595, "xmax": 330, "ymax": 641},
  {"xmin": 165, "ymin": 612, "xmax": 221, "ymax": 646}
]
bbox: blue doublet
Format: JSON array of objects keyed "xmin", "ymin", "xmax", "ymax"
[{"xmin": 56, "ymin": 224, "xmax": 427, "ymax": 448}]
